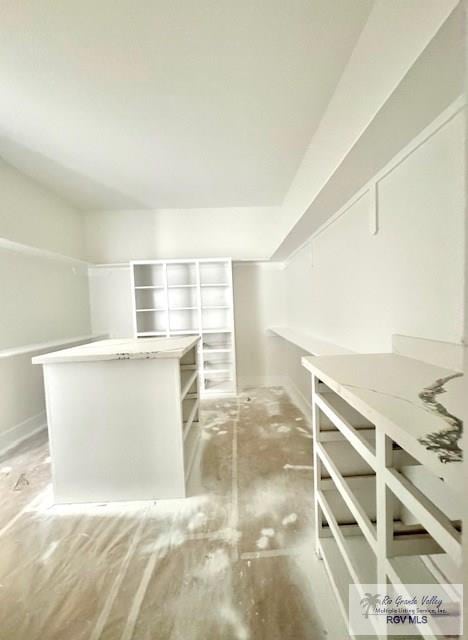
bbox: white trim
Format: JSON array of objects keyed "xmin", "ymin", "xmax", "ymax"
[
  {"xmin": 91, "ymin": 263, "xmax": 130, "ymax": 269},
  {"xmin": 0, "ymin": 236, "xmax": 88, "ymax": 268},
  {"xmin": 0, "ymin": 334, "xmax": 106, "ymax": 360},
  {"xmin": 232, "ymin": 260, "xmax": 285, "ymax": 269},
  {"xmin": 0, "ymin": 411, "xmax": 47, "ymax": 457},
  {"xmin": 282, "ymin": 96, "xmax": 466, "ymax": 267}
]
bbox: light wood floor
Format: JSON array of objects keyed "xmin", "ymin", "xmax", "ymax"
[{"xmin": 0, "ymin": 387, "xmax": 348, "ymax": 640}]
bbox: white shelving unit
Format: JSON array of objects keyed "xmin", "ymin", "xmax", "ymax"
[
  {"xmin": 130, "ymin": 258, "xmax": 237, "ymax": 397},
  {"xmin": 303, "ymin": 353, "xmax": 463, "ymax": 639}
]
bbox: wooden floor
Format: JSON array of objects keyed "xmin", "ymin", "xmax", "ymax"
[{"xmin": 0, "ymin": 387, "xmax": 348, "ymax": 640}]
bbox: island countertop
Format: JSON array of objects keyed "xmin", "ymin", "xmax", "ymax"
[
  {"xmin": 32, "ymin": 336, "xmax": 200, "ymax": 365},
  {"xmin": 302, "ymin": 352, "xmax": 465, "ymax": 491}
]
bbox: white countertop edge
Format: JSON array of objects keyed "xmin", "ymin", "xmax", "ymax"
[
  {"xmin": 267, "ymin": 326, "xmax": 353, "ymax": 356},
  {"xmin": 32, "ymin": 336, "xmax": 200, "ymax": 365}
]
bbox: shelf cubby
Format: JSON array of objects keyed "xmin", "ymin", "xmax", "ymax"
[
  {"xmin": 168, "ymin": 286, "xmax": 198, "ymax": 309},
  {"xmin": 201, "ymin": 308, "xmax": 230, "ymax": 331},
  {"xmin": 202, "ymin": 332, "xmax": 232, "ymax": 351},
  {"xmin": 167, "ymin": 262, "xmax": 197, "ymax": 287},
  {"xmin": 135, "ymin": 287, "xmax": 166, "ymax": 311},
  {"xmin": 204, "ymin": 377, "xmax": 234, "ymax": 394},
  {"xmin": 170, "ymin": 309, "xmax": 199, "ymax": 333},
  {"xmin": 200, "ymin": 285, "xmax": 230, "ymax": 308},
  {"xmin": 136, "ymin": 310, "xmax": 167, "ymax": 335},
  {"xmin": 133, "ymin": 263, "xmax": 165, "ymax": 287},
  {"xmin": 199, "ymin": 260, "xmax": 229, "ymax": 285}
]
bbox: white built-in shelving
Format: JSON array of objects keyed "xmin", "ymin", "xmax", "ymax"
[
  {"xmin": 131, "ymin": 258, "xmax": 237, "ymax": 397},
  {"xmin": 303, "ymin": 353, "xmax": 463, "ymax": 638}
]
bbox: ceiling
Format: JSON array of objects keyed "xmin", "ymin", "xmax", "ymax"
[{"xmin": 0, "ymin": 0, "xmax": 372, "ymax": 210}]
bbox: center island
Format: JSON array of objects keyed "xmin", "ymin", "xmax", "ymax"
[{"xmin": 33, "ymin": 336, "xmax": 201, "ymax": 504}]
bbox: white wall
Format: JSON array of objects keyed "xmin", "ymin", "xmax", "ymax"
[
  {"xmin": 284, "ymin": 107, "xmax": 465, "ymax": 354},
  {"xmin": 0, "ymin": 159, "xmax": 85, "ymax": 258},
  {"xmin": 277, "ymin": 0, "xmax": 460, "ymax": 246},
  {"xmin": 88, "ymin": 266, "xmax": 134, "ymax": 338},
  {"xmin": 232, "ymin": 263, "xmax": 284, "ymax": 389},
  {"xmin": 83, "ymin": 207, "xmax": 281, "ymax": 263},
  {"xmin": 0, "ymin": 159, "xmax": 91, "ymax": 452}
]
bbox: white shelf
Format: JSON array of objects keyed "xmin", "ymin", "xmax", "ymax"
[
  {"xmin": 131, "ymin": 258, "xmax": 237, "ymax": 397},
  {"xmin": 268, "ymin": 326, "xmax": 353, "ymax": 356},
  {"xmin": 171, "ymin": 328, "xmax": 199, "ymax": 335},
  {"xmin": 134, "ymin": 285, "xmax": 165, "ymax": 290},
  {"xmin": 183, "ymin": 399, "xmax": 199, "ymax": 441},
  {"xmin": 204, "ymin": 360, "xmax": 231, "ymax": 372},
  {"xmin": 202, "ymin": 305, "xmax": 230, "ymax": 310},
  {"xmin": 200, "ymin": 283, "xmax": 229, "ymax": 287},
  {"xmin": 204, "ymin": 378, "xmax": 234, "ymax": 393},
  {"xmin": 201, "ymin": 328, "xmax": 231, "ymax": 334},
  {"xmin": 168, "ymin": 284, "xmax": 197, "ymax": 289},
  {"xmin": 180, "ymin": 369, "xmax": 198, "ymax": 400},
  {"xmin": 180, "ymin": 364, "xmax": 197, "ymax": 371},
  {"xmin": 137, "ymin": 331, "xmax": 167, "ymax": 337},
  {"xmin": 204, "ymin": 368, "xmax": 231, "ymax": 376},
  {"xmin": 184, "ymin": 420, "xmax": 201, "ymax": 478}
]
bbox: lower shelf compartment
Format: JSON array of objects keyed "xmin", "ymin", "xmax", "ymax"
[
  {"xmin": 203, "ymin": 378, "xmax": 235, "ymax": 395},
  {"xmin": 184, "ymin": 420, "xmax": 201, "ymax": 480}
]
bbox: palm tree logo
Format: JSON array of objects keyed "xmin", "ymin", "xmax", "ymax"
[{"xmin": 360, "ymin": 593, "xmax": 381, "ymax": 619}]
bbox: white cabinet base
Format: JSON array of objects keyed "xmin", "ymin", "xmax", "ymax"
[{"xmin": 35, "ymin": 337, "xmax": 200, "ymax": 504}]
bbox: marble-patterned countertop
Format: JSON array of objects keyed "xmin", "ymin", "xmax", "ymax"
[
  {"xmin": 32, "ymin": 336, "xmax": 200, "ymax": 365},
  {"xmin": 302, "ymin": 353, "xmax": 465, "ymax": 491}
]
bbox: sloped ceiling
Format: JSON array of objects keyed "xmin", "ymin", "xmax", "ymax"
[{"xmin": 0, "ymin": 0, "xmax": 372, "ymax": 210}]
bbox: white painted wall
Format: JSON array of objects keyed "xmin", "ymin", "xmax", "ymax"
[
  {"xmin": 88, "ymin": 266, "xmax": 134, "ymax": 338},
  {"xmin": 278, "ymin": 0, "xmax": 460, "ymax": 244},
  {"xmin": 232, "ymin": 263, "xmax": 284, "ymax": 389},
  {"xmin": 0, "ymin": 158, "xmax": 86, "ymax": 258},
  {"xmin": 283, "ymin": 107, "xmax": 465, "ymax": 355},
  {"xmin": 83, "ymin": 207, "xmax": 281, "ymax": 263},
  {"xmin": 0, "ymin": 160, "xmax": 91, "ymax": 452}
]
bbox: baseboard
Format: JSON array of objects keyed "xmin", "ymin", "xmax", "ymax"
[
  {"xmin": 0, "ymin": 411, "xmax": 47, "ymax": 457},
  {"xmin": 283, "ymin": 378, "xmax": 312, "ymax": 424}
]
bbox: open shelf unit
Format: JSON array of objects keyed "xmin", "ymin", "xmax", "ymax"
[
  {"xmin": 305, "ymin": 365, "xmax": 463, "ymax": 639},
  {"xmin": 131, "ymin": 258, "xmax": 237, "ymax": 397},
  {"xmin": 178, "ymin": 342, "xmax": 201, "ymax": 485}
]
